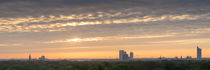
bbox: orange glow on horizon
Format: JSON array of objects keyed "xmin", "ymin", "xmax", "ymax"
[{"xmin": 1, "ymin": 47, "xmax": 210, "ymax": 59}]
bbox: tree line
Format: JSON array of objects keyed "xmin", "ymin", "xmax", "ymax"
[{"xmin": 0, "ymin": 60, "xmax": 210, "ymax": 70}]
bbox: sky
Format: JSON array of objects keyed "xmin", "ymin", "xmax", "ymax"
[{"xmin": 0, "ymin": 0, "xmax": 210, "ymax": 59}]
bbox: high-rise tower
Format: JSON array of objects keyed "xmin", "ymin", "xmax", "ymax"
[
  {"xmin": 29, "ymin": 54, "xmax": 31, "ymax": 61},
  {"xmin": 130, "ymin": 52, "xmax": 133, "ymax": 59},
  {"xmin": 197, "ymin": 46, "xmax": 202, "ymax": 59},
  {"xmin": 119, "ymin": 50, "xmax": 126, "ymax": 60}
]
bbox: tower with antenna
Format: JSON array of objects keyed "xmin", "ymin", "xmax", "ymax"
[{"xmin": 28, "ymin": 48, "xmax": 32, "ymax": 61}]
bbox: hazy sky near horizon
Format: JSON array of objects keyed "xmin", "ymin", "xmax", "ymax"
[{"xmin": 1, "ymin": 0, "xmax": 210, "ymax": 59}]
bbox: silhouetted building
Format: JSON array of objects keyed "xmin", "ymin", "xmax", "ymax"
[
  {"xmin": 39, "ymin": 56, "xmax": 46, "ymax": 61},
  {"xmin": 186, "ymin": 56, "xmax": 192, "ymax": 59},
  {"xmin": 119, "ymin": 50, "xmax": 127, "ymax": 61},
  {"xmin": 119, "ymin": 50, "xmax": 134, "ymax": 61},
  {"xmin": 197, "ymin": 46, "xmax": 202, "ymax": 59},
  {"xmin": 119, "ymin": 50, "xmax": 124, "ymax": 60},
  {"xmin": 130, "ymin": 52, "xmax": 133, "ymax": 60},
  {"xmin": 174, "ymin": 56, "xmax": 178, "ymax": 60},
  {"xmin": 123, "ymin": 53, "xmax": 129, "ymax": 60},
  {"xmin": 29, "ymin": 54, "xmax": 31, "ymax": 61}
]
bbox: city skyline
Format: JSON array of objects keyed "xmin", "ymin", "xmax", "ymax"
[
  {"xmin": 0, "ymin": 0, "xmax": 210, "ymax": 59},
  {"xmin": 0, "ymin": 44, "xmax": 209, "ymax": 59},
  {"xmin": 0, "ymin": 45, "xmax": 207, "ymax": 60},
  {"xmin": 23, "ymin": 46, "xmax": 205, "ymax": 60},
  {"xmin": 27, "ymin": 46, "xmax": 203, "ymax": 60}
]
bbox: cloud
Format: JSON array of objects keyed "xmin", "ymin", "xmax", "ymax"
[
  {"xmin": 0, "ymin": 13, "xmax": 210, "ymax": 32},
  {"xmin": 0, "ymin": 43, "xmax": 22, "ymax": 47},
  {"xmin": 45, "ymin": 37, "xmax": 103, "ymax": 44},
  {"xmin": 42, "ymin": 33, "xmax": 185, "ymax": 44},
  {"xmin": 0, "ymin": 0, "xmax": 209, "ymax": 33},
  {"xmin": 0, "ymin": 0, "xmax": 210, "ymax": 18}
]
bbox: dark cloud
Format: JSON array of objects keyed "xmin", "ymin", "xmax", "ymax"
[{"xmin": 0, "ymin": 0, "xmax": 210, "ymax": 18}]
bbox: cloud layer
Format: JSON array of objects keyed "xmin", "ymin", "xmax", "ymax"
[{"xmin": 0, "ymin": 0, "xmax": 210, "ymax": 58}]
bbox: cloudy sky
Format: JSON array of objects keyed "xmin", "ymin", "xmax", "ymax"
[{"xmin": 0, "ymin": 0, "xmax": 210, "ymax": 59}]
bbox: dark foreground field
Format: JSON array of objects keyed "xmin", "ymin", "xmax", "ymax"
[{"xmin": 0, "ymin": 60, "xmax": 210, "ymax": 70}]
